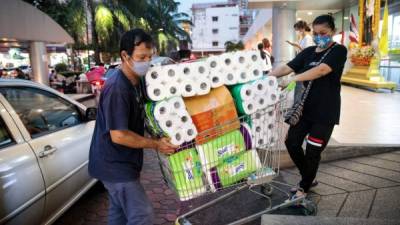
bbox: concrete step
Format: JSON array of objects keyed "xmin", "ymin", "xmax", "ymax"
[{"xmin": 261, "ymin": 215, "xmax": 399, "ymax": 225}]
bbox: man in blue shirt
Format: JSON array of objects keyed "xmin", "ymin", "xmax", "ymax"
[{"xmin": 88, "ymin": 29, "xmax": 177, "ymax": 225}]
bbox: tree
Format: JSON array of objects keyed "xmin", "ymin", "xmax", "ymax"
[
  {"xmin": 143, "ymin": 0, "xmax": 192, "ymax": 55},
  {"xmin": 225, "ymin": 41, "xmax": 245, "ymax": 52}
]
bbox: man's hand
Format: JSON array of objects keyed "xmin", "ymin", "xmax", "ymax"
[{"xmin": 156, "ymin": 137, "xmax": 178, "ymax": 155}]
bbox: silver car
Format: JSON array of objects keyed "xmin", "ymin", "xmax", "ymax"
[{"xmin": 0, "ymin": 79, "xmax": 97, "ymax": 225}]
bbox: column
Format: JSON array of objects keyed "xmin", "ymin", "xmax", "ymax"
[
  {"xmin": 29, "ymin": 41, "xmax": 49, "ymax": 85},
  {"xmin": 271, "ymin": 5, "xmax": 296, "ymax": 65}
]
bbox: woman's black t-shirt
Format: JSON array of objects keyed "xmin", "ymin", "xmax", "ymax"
[{"xmin": 287, "ymin": 44, "xmax": 348, "ymax": 125}]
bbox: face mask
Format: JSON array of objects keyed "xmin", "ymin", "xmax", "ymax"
[
  {"xmin": 129, "ymin": 59, "xmax": 150, "ymax": 77},
  {"xmin": 313, "ymin": 35, "xmax": 332, "ymax": 49}
]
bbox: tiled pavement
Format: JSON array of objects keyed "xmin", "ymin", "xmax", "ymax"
[{"xmin": 55, "ymin": 150, "xmax": 400, "ymax": 225}]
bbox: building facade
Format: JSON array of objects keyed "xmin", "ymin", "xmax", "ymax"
[{"xmin": 191, "ymin": 2, "xmax": 240, "ymax": 56}]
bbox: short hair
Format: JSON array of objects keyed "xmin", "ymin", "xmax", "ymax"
[
  {"xmin": 99, "ymin": 62, "xmax": 104, "ymax": 67},
  {"xmin": 262, "ymin": 38, "xmax": 271, "ymax": 48},
  {"xmin": 312, "ymin": 14, "xmax": 336, "ymax": 31},
  {"xmin": 257, "ymin": 43, "xmax": 264, "ymax": 50},
  {"xmin": 294, "ymin": 20, "xmax": 311, "ymax": 32},
  {"xmin": 119, "ymin": 29, "xmax": 153, "ymax": 58}
]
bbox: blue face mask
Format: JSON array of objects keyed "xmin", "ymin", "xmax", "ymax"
[
  {"xmin": 132, "ymin": 60, "xmax": 150, "ymax": 76},
  {"xmin": 313, "ymin": 35, "xmax": 332, "ymax": 49}
]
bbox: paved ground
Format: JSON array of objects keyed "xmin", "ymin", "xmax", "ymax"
[{"xmin": 55, "ymin": 150, "xmax": 400, "ymax": 225}]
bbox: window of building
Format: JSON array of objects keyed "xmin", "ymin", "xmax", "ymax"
[
  {"xmin": 212, "ymin": 41, "xmax": 219, "ymax": 47},
  {"xmin": 212, "ymin": 29, "xmax": 219, "ymax": 34},
  {"xmin": 212, "ymin": 16, "xmax": 218, "ymax": 22}
]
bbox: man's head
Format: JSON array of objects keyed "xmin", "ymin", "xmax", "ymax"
[{"xmin": 120, "ymin": 29, "xmax": 153, "ymax": 77}]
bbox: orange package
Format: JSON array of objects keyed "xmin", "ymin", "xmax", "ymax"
[{"xmin": 184, "ymin": 86, "xmax": 240, "ymax": 144}]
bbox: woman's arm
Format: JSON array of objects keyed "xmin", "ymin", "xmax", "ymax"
[
  {"xmin": 293, "ymin": 63, "xmax": 332, "ymax": 82},
  {"xmin": 268, "ymin": 64, "xmax": 294, "ymax": 77}
]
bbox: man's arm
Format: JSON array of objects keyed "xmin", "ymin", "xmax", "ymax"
[
  {"xmin": 268, "ymin": 64, "xmax": 294, "ymax": 78},
  {"xmin": 292, "ymin": 63, "xmax": 332, "ymax": 82},
  {"xmin": 110, "ymin": 130, "xmax": 176, "ymax": 154}
]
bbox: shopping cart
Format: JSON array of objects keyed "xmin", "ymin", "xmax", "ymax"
[{"xmin": 156, "ymin": 86, "xmax": 317, "ymax": 225}]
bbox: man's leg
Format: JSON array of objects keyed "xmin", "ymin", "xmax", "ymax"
[
  {"xmin": 116, "ymin": 180, "xmax": 154, "ymax": 225},
  {"xmin": 102, "ymin": 181, "xmax": 127, "ymax": 225},
  {"xmin": 299, "ymin": 123, "xmax": 334, "ymax": 193},
  {"xmin": 285, "ymin": 118, "xmax": 311, "ymax": 177}
]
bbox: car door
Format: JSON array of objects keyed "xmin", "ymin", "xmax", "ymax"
[
  {"xmin": 0, "ymin": 86, "xmax": 95, "ymax": 224},
  {"xmin": 0, "ymin": 96, "xmax": 45, "ymax": 225}
]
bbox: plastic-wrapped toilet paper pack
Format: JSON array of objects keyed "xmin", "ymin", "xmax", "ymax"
[
  {"xmin": 208, "ymin": 150, "xmax": 262, "ymax": 190},
  {"xmin": 166, "ymin": 148, "xmax": 206, "ymax": 201},
  {"xmin": 144, "ymin": 97, "xmax": 198, "ymax": 145},
  {"xmin": 196, "ymin": 130, "xmax": 246, "ymax": 170}
]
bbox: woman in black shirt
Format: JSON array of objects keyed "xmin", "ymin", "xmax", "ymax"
[{"xmin": 269, "ymin": 15, "xmax": 347, "ymax": 199}]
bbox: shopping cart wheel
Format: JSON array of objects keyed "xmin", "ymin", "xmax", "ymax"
[
  {"xmin": 175, "ymin": 218, "xmax": 192, "ymax": 225},
  {"xmin": 301, "ymin": 200, "xmax": 317, "ymax": 216},
  {"xmin": 260, "ymin": 184, "xmax": 273, "ymax": 196}
]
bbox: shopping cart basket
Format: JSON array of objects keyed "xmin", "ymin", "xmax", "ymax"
[{"xmin": 156, "ymin": 86, "xmax": 317, "ymax": 225}]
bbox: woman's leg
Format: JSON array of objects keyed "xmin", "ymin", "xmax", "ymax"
[
  {"xmin": 299, "ymin": 123, "xmax": 334, "ymax": 193},
  {"xmin": 285, "ymin": 118, "xmax": 312, "ymax": 178}
]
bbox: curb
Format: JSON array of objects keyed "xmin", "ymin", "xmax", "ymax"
[{"xmin": 278, "ymin": 144, "xmax": 400, "ymax": 168}]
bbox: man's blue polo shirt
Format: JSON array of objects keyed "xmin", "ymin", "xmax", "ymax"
[{"xmin": 88, "ymin": 69, "xmax": 145, "ymax": 182}]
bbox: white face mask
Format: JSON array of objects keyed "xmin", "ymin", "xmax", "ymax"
[{"xmin": 132, "ymin": 60, "xmax": 150, "ymax": 76}]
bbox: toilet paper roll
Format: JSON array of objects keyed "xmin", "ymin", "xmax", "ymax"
[
  {"xmin": 145, "ymin": 67, "xmax": 166, "ymax": 85},
  {"xmin": 248, "ymin": 51, "xmax": 261, "ymax": 64},
  {"xmin": 192, "ymin": 61, "xmax": 210, "ymax": 78},
  {"xmin": 168, "ymin": 96, "xmax": 186, "ymax": 112},
  {"xmin": 209, "ymin": 73, "xmax": 225, "ymax": 88},
  {"xmin": 158, "ymin": 116, "xmax": 179, "ymax": 134},
  {"xmin": 265, "ymin": 76, "xmax": 278, "ymax": 91},
  {"xmin": 153, "ymin": 100, "xmax": 171, "ymax": 119},
  {"xmin": 249, "ymin": 66, "xmax": 263, "ymax": 81},
  {"xmin": 183, "ymin": 125, "xmax": 198, "ymax": 142},
  {"xmin": 195, "ymin": 77, "xmax": 211, "ymax": 95},
  {"xmin": 163, "ymin": 65, "xmax": 180, "ymax": 82},
  {"xmin": 237, "ymin": 69, "xmax": 250, "ymax": 84},
  {"xmin": 181, "ymin": 80, "xmax": 197, "ymax": 97},
  {"xmin": 231, "ymin": 83, "xmax": 254, "ymax": 101},
  {"xmin": 170, "ymin": 130, "xmax": 185, "ymax": 146},
  {"xmin": 165, "ymin": 82, "xmax": 180, "ymax": 97},
  {"xmin": 147, "ymin": 84, "xmax": 166, "ymax": 101},
  {"xmin": 241, "ymin": 101, "xmax": 257, "ymax": 115},
  {"xmin": 220, "ymin": 53, "xmax": 234, "ymax": 68},
  {"xmin": 234, "ymin": 51, "xmax": 247, "ymax": 68},
  {"xmin": 180, "ymin": 64, "xmax": 194, "ymax": 79},
  {"xmin": 206, "ymin": 55, "xmax": 222, "ymax": 71},
  {"xmin": 266, "ymin": 91, "xmax": 279, "ymax": 105},
  {"xmin": 253, "ymin": 79, "xmax": 268, "ymax": 95},
  {"xmin": 224, "ymin": 69, "xmax": 237, "ymax": 86},
  {"xmin": 255, "ymin": 96, "xmax": 267, "ymax": 110}
]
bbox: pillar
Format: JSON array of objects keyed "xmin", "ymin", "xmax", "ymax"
[
  {"xmin": 271, "ymin": 5, "xmax": 296, "ymax": 65},
  {"xmin": 29, "ymin": 41, "xmax": 49, "ymax": 85}
]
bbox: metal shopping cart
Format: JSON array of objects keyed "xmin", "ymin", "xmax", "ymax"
[{"xmin": 156, "ymin": 87, "xmax": 317, "ymax": 225}]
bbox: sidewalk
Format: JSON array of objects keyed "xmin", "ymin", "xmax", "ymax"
[{"xmin": 55, "ymin": 150, "xmax": 400, "ymax": 225}]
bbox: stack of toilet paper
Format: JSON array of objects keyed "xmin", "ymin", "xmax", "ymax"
[
  {"xmin": 230, "ymin": 76, "xmax": 279, "ymax": 115},
  {"xmin": 145, "ymin": 61, "xmax": 211, "ymax": 101},
  {"xmin": 145, "ymin": 97, "xmax": 198, "ymax": 145},
  {"xmin": 166, "ymin": 147, "xmax": 206, "ymax": 201},
  {"xmin": 206, "ymin": 51, "xmax": 269, "ymax": 88},
  {"xmin": 241, "ymin": 109, "xmax": 277, "ymax": 148}
]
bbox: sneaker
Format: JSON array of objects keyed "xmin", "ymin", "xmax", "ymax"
[
  {"xmin": 290, "ymin": 180, "xmax": 319, "ymax": 193},
  {"xmin": 289, "ymin": 190, "xmax": 307, "ymax": 202}
]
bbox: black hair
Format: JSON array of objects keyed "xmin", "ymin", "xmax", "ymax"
[
  {"xmin": 119, "ymin": 28, "xmax": 153, "ymax": 59},
  {"xmin": 257, "ymin": 43, "xmax": 264, "ymax": 50},
  {"xmin": 312, "ymin": 14, "xmax": 336, "ymax": 31},
  {"xmin": 99, "ymin": 62, "xmax": 104, "ymax": 66},
  {"xmin": 294, "ymin": 20, "xmax": 311, "ymax": 32}
]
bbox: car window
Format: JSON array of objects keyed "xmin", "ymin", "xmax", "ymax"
[
  {"xmin": 0, "ymin": 117, "xmax": 14, "ymax": 148},
  {"xmin": 0, "ymin": 87, "xmax": 82, "ymax": 138}
]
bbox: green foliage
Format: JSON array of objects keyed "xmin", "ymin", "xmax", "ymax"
[{"xmin": 225, "ymin": 41, "xmax": 245, "ymax": 52}]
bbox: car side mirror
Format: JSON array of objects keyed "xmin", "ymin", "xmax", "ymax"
[{"xmin": 85, "ymin": 107, "xmax": 97, "ymax": 121}]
